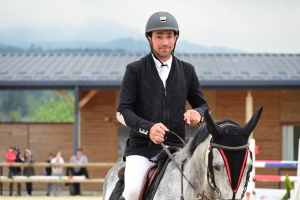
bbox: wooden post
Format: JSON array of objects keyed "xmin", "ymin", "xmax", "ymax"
[{"xmin": 246, "ymin": 90, "xmax": 253, "ymax": 139}]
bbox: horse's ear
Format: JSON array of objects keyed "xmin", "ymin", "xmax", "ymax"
[
  {"xmin": 204, "ymin": 109, "xmax": 221, "ymax": 138},
  {"xmin": 243, "ymin": 106, "xmax": 263, "ymax": 138}
]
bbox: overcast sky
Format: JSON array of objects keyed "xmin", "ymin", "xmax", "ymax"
[{"xmin": 1, "ymin": 0, "xmax": 300, "ymax": 53}]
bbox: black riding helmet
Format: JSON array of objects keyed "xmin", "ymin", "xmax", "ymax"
[
  {"xmin": 145, "ymin": 11, "xmax": 179, "ymax": 37},
  {"xmin": 145, "ymin": 11, "xmax": 179, "ymax": 54}
]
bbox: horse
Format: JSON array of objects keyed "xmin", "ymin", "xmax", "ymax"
[{"xmin": 103, "ymin": 107, "xmax": 263, "ymax": 200}]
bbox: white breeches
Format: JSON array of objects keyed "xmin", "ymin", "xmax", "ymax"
[{"xmin": 122, "ymin": 155, "xmax": 155, "ymax": 200}]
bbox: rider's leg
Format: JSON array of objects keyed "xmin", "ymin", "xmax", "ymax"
[{"xmin": 122, "ymin": 155, "xmax": 155, "ymax": 200}]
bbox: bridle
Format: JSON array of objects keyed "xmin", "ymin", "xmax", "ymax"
[
  {"xmin": 162, "ymin": 130, "xmax": 252, "ymax": 200},
  {"xmin": 207, "ymin": 141, "xmax": 253, "ymax": 200}
]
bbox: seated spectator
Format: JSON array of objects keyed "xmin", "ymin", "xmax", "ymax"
[
  {"xmin": 20, "ymin": 149, "xmax": 35, "ymax": 197},
  {"xmin": 43, "ymin": 153, "xmax": 54, "ymax": 196},
  {"xmin": 68, "ymin": 148, "xmax": 89, "ymax": 196},
  {"xmin": 51, "ymin": 151, "xmax": 64, "ymax": 196}
]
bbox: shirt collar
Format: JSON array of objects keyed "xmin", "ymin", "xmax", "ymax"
[{"xmin": 152, "ymin": 53, "xmax": 173, "ymax": 69}]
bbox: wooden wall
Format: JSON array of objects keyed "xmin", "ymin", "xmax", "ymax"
[
  {"xmin": 80, "ymin": 90, "xmax": 118, "ymax": 191},
  {"xmin": 0, "ymin": 123, "xmax": 73, "ymax": 192},
  {"xmin": 202, "ymin": 89, "xmax": 300, "ymax": 188},
  {"xmin": 1, "ymin": 89, "xmax": 299, "ymax": 192}
]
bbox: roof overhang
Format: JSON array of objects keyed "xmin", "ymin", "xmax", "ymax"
[{"xmin": 1, "ymin": 80, "xmax": 299, "ymax": 90}]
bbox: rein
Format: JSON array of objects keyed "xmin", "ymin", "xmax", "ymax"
[{"xmin": 162, "ymin": 131, "xmax": 209, "ymax": 200}]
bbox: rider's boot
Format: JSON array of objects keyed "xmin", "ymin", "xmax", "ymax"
[{"xmin": 119, "ymin": 196, "xmax": 126, "ymax": 200}]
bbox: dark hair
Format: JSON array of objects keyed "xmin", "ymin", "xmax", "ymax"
[{"xmin": 146, "ymin": 30, "xmax": 178, "ymax": 38}]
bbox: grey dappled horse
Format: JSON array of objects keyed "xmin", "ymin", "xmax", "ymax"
[{"xmin": 103, "ymin": 107, "xmax": 263, "ymax": 200}]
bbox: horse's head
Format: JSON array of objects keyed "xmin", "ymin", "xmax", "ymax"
[{"xmin": 204, "ymin": 106, "xmax": 263, "ymax": 200}]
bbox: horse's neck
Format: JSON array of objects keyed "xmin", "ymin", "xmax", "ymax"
[
  {"xmin": 170, "ymin": 135, "xmax": 212, "ymax": 197},
  {"xmin": 186, "ymin": 135, "xmax": 211, "ymax": 169},
  {"xmin": 177, "ymin": 134, "xmax": 211, "ymax": 162}
]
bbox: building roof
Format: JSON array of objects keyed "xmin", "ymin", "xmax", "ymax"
[{"xmin": 0, "ymin": 52, "xmax": 299, "ymax": 90}]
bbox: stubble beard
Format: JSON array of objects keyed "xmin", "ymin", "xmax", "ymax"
[{"xmin": 157, "ymin": 47, "xmax": 172, "ymax": 58}]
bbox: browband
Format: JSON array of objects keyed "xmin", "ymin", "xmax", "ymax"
[{"xmin": 210, "ymin": 143, "xmax": 249, "ymax": 151}]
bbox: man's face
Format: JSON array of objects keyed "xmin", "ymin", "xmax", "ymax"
[
  {"xmin": 148, "ymin": 30, "xmax": 178, "ymax": 61},
  {"xmin": 76, "ymin": 150, "xmax": 82, "ymax": 157}
]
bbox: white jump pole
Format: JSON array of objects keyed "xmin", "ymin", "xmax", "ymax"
[
  {"xmin": 245, "ymin": 138, "xmax": 256, "ymax": 200},
  {"xmin": 290, "ymin": 139, "xmax": 300, "ymax": 200}
]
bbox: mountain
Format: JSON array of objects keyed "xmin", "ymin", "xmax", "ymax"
[
  {"xmin": 0, "ymin": 38, "xmax": 243, "ymax": 53},
  {"xmin": 0, "ymin": 21, "xmax": 243, "ymax": 53}
]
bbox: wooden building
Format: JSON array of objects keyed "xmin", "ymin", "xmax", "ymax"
[{"xmin": 0, "ymin": 52, "xmax": 300, "ymax": 190}]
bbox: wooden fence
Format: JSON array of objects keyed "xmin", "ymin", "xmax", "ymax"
[{"xmin": 0, "ymin": 162, "xmax": 116, "ymax": 195}]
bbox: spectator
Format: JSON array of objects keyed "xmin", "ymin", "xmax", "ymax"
[
  {"xmin": 69, "ymin": 148, "xmax": 89, "ymax": 196},
  {"xmin": 9, "ymin": 146, "xmax": 22, "ymax": 196},
  {"xmin": 51, "ymin": 151, "xmax": 64, "ymax": 196},
  {"xmin": 5, "ymin": 146, "xmax": 16, "ymax": 179},
  {"xmin": 43, "ymin": 153, "xmax": 54, "ymax": 196},
  {"xmin": 20, "ymin": 149, "xmax": 35, "ymax": 197}
]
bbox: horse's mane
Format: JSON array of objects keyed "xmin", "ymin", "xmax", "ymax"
[{"xmin": 188, "ymin": 124, "xmax": 210, "ymax": 155}]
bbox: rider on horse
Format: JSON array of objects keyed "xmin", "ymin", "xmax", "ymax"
[{"xmin": 116, "ymin": 11, "xmax": 210, "ymax": 200}]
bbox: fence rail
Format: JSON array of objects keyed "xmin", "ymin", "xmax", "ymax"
[
  {"xmin": 0, "ymin": 162, "xmax": 116, "ymax": 167},
  {"xmin": 0, "ymin": 177, "xmax": 105, "ymax": 183},
  {"xmin": 0, "ymin": 162, "xmax": 117, "ymax": 196}
]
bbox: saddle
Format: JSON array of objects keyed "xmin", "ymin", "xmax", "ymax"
[{"xmin": 111, "ymin": 146, "xmax": 178, "ymax": 200}]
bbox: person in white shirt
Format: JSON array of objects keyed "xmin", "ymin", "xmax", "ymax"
[{"xmin": 51, "ymin": 151, "xmax": 64, "ymax": 196}]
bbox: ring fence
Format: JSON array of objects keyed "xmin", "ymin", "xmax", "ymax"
[
  {"xmin": 246, "ymin": 138, "xmax": 300, "ymax": 200},
  {"xmin": 0, "ymin": 162, "xmax": 116, "ymax": 196}
]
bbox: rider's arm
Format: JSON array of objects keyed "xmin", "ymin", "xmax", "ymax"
[{"xmin": 116, "ymin": 64, "xmax": 154, "ymax": 136}]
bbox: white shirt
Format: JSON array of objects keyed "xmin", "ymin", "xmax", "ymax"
[{"xmin": 152, "ymin": 54, "xmax": 173, "ymax": 88}]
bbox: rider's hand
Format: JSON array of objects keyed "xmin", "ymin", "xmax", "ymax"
[
  {"xmin": 184, "ymin": 109, "xmax": 201, "ymax": 125},
  {"xmin": 149, "ymin": 123, "xmax": 169, "ymax": 144}
]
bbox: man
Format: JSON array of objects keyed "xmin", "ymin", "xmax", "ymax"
[
  {"xmin": 21, "ymin": 149, "xmax": 35, "ymax": 197},
  {"xmin": 116, "ymin": 11, "xmax": 209, "ymax": 200},
  {"xmin": 69, "ymin": 148, "xmax": 89, "ymax": 195},
  {"xmin": 43, "ymin": 153, "xmax": 53, "ymax": 196},
  {"xmin": 9, "ymin": 146, "xmax": 22, "ymax": 196}
]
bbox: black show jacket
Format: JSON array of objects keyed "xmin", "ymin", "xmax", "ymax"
[{"xmin": 117, "ymin": 53, "xmax": 209, "ymax": 159}]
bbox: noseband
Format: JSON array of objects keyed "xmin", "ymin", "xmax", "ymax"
[{"xmin": 207, "ymin": 141, "xmax": 253, "ymax": 200}]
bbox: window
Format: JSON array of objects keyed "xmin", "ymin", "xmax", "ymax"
[{"xmin": 282, "ymin": 126, "xmax": 300, "ymax": 161}]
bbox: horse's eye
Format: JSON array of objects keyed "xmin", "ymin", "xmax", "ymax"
[{"xmin": 212, "ymin": 164, "xmax": 220, "ymax": 171}]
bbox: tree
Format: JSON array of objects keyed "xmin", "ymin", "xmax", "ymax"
[
  {"xmin": 33, "ymin": 96, "xmax": 74, "ymax": 122},
  {"xmin": 0, "ymin": 91, "xmax": 28, "ymax": 121}
]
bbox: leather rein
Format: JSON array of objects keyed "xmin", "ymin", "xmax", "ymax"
[{"xmin": 161, "ymin": 130, "xmax": 209, "ymax": 200}]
